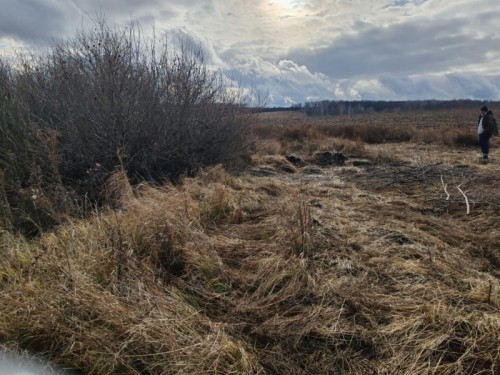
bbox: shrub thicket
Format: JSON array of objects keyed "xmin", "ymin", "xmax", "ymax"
[
  {"xmin": 0, "ymin": 21, "xmax": 250, "ymax": 232},
  {"xmin": 21, "ymin": 21, "xmax": 249, "ymax": 187},
  {"xmin": 0, "ymin": 61, "xmax": 73, "ymax": 234}
]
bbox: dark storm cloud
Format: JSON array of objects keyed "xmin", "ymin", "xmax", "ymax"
[
  {"xmin": 289, "ymin": 15, "xmax": 498, "ymax": 79},
  {"xmin": 74, "ymin": 0, "xmax": 179, "ymax": 21},
  {"xmin": 0, "ymin": 0, "xmax": 179, "ymax": 46},
  {"xmin": 0, "ymin": 0, "xmax": 72, "ymax": 44}
]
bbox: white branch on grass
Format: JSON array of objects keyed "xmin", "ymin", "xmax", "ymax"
[
  {"xmin": 456, "ymin": 185, "xmax": 470, "ymax": 215},
  {"xmin": 440, "ymin": 175, "xmax": 450, "ymax": 200}
]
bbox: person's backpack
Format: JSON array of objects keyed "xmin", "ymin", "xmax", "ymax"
[{"xmin": 492, "ymin": 117, "xmax": 499, "ymax": 136}]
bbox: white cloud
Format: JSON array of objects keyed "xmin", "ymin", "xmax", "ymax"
[{"xmin": 0, "ymin": 0, "xmax": 499, "ymax": 105}]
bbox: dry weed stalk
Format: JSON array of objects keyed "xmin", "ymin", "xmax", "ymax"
[
  {"xmin": 102, "ymin": 150, "xmax": 134, "ymax": 210},
  {"xmin": 281, "ymin": 186, "xmax": 314, "ymax": 259},
  {"xmin": 296, "ymin": 190, "xmax": 313, "ymax": 259}
]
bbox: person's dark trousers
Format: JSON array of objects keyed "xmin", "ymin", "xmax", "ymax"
[{"xmin": 479, "ymin": 133, "xmax": 491, "ymax": 157}]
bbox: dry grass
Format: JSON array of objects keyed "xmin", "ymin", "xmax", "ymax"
[
  {"xmin": 252, "ymin": 109, "xmax": 482, "ymax": 158},
  {"xmin": 1, "ymin": 109, "xmax": 499, "ymax": 374}
]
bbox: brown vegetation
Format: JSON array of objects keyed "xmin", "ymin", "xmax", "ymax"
[
  {"xmin": 252, "ymin": 108, "xmax": 486, "ymax": 149},
  {"xmin": 1, "ymin": 107, "xmax": 499, "ymax": 374},
  {"xmin": 0, "ymin": 21, "xmax": 251, "ymax": 235}
]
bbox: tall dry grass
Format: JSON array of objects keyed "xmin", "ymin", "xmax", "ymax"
[
  {"xmin": 1, "ymin": 154, "xmax": 498, "ymax": 374},
  {"xmin": 251, "ymin": 109, "xmax": 481, "ymax": 159}
]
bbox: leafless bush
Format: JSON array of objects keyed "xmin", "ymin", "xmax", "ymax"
[
  {"xmin": 0, "ymin": 59, "xmax": 73, "ymax": 234},
  {"xmin": 18, "ymin": 20, "xmax": 250, "ymax": 199},
  {"xmin": 0, "ymin": 20, "xmax": 251, "ymax": 232}
]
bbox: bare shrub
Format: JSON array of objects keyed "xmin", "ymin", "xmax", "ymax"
[
  {"xmin": 18, "ymin": 20, "xmax": 250, "ymax": 200},
  {"xmin": 0, "ymin": 59, "xmax": 74, "ymax": 234},
  {"xmin": 0, "ymin": 19, "xmax": 251, "ymax": 232}
]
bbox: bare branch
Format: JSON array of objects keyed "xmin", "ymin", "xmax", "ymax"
[
  {"xmin": 456, "ymin": 185, "xmax": 470, "ymax": 215},
  {"xmin": 440, "ymin": 175, "xmax": 450, "ymax": 201}
]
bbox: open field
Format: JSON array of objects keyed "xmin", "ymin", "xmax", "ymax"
[{"xmin": 1, "ymin": 109, "xmax": 499, "ymax": 374}]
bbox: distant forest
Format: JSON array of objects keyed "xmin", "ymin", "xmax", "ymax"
[{"xmin": 261, "ymin": 100, "xmax": 500, "ymax": 116}]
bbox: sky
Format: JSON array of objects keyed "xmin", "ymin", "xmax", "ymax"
[{"xmin": 0, "ymin": 0, "xmax": 499, "ymax": 107}]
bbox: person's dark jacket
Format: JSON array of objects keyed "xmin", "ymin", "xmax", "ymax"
[{"xmin": 479, "ymin": 110, "xmax": 496, "ymax": 135}]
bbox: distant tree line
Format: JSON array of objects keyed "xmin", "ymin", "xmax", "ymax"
[
  {"xmin": 302, "ymin": 100, "xmax": 499, "ymax": 116},
  {"xmin": 257, "ymin": 105, "xmax": 302, "ymax": 113}
]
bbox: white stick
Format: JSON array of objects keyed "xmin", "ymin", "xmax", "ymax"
[
  {"xmin": 456, "ymin": 185, "xmax": 470, "ymax": 215},
  {"xmin": 440, "ymin": 175, "xmax": 450, "ymax": 200}
]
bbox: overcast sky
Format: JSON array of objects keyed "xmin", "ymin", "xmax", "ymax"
[{"xmin": 1, "ymin": 0, "xmax": 499, "ymax": 106}]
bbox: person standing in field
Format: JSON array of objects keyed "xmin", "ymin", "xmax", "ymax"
[{"xmin": 477, "ymin": 106, "xmax": 498, "ymax": 161}]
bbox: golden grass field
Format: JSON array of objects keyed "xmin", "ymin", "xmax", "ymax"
[{"xmin": 1, "ymin": 109, "xmax": 499, "ymax": 374}]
